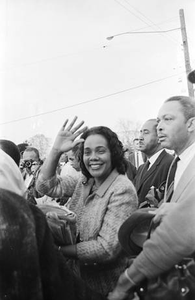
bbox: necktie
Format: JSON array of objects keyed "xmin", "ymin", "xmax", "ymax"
[
  {"xmin": 165, "ymin": 156, "xmax": 180, "ymax": 202},
  {"xmin": 141, "ymin": 159, "xmax": 150, "ymax": 180}
]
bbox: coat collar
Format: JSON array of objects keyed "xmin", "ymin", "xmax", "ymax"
[{"xmin": 82, "ymin": 169, "xmax": 119, "ymax": 200}]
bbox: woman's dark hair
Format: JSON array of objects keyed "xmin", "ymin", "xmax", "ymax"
[
  {"xmin": 0, "ymin": 139, "xmax": 21, "ymax": 166},
  {"xmin": 80, "ymin": 126, "xmax": 127, "ymax": 180}
]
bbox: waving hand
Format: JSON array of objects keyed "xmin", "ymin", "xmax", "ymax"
[{"xmin": 53, "ymin": 116, "xmax": 88, "ymax": 154}]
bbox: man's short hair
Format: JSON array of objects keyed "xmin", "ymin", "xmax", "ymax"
[
  {"xmin": 165, "ymin": 96, "xmax": 195, "ymax": 121},
  {"xmin": 23, "ymin": 147, "xmax": 40, "ymax": 160}
]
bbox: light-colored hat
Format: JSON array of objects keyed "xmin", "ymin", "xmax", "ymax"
[{"xmin": 0, "ymin": 149, "xmax": 27, "ymax": 198}]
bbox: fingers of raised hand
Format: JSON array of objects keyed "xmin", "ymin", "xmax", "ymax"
[
  {"xmin": 61, "ymin": 117, "xmax": 87, "ymax": 136},
  {"xmin": 61, "ymin": 117, "xmax": 77, "ymax": 132},
  {"xmin": 73, "ymin": 125, "xmax": 88, "ymax": 138},
  {"xmin": 70, "ymin": 120, "xmax": 85, "ymax": 134},
  {"xmin": 66, "ymin": 116, "xmax": 78, "ymax": 132},
  {"xmin": 61, "ymin": 119, "xmax": 69, "ymax": 130}
]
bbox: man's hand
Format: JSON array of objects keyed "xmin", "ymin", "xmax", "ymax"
[
  {"xmin": 107, "ymin": 272, "xmax": 135, "ymax": 300},
  {"xmin": 153, "ymin": 202, "xmax": 177, "ymax": 223}
]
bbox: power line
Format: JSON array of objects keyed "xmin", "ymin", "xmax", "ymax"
[
  {"xmin": 0, "ymin": 46, "xmax": 104, "ymax": 72},
  {"xmin": 122, "ymin": 0, "xmax": 180, "ymax": 45},
  {"xmin": 0, "ymin": 72, "xmax": 184, "ymax": 126},
  {"xmin": 1, "ymin": 21, "xmax": 181, "ymax": 73}
]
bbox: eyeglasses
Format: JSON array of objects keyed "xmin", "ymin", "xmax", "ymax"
[{"xmin": 31, "ymin": 162, "xmax": 39, "ymax": 166}]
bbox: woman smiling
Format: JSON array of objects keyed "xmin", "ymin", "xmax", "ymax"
[{"xmin": 36, "ymin": 117, "xmax": 138, "ymax": 296}]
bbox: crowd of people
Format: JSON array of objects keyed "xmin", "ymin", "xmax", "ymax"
[{"xmin": 0, "ymin": 71, "xmax": 195, "ymax": 299}]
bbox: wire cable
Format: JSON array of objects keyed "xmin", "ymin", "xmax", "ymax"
[
  {"xmin": 112, "ymin": 0, "xmax": 181, "ymax": 45},
  {"xmin": 0, "ymin": 72, "xmax": 185, "ymax": 126}
]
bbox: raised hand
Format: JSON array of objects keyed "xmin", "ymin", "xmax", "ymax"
[{"xmin": 53, "ymin": 116, "xmax": 88, "ymax": 154}]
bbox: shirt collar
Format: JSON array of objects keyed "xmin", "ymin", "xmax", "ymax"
[
  {"xmin": 178, "ymin": 141, "xmax": 195, "ymax": 163},
  {"xmin": 148, "ymin": 149, "xmax": 164, "ymax": 167}
]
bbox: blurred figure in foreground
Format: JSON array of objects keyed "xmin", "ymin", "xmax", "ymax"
[
  {"xmin": 0, "ymin": 148, "xmax": 27, "ymax": 198},
  {"xmin": 0, "ymin": 188, "xmax": 106, "ymax": 300},
  {"xmin": 0, "ymin": 139, "xmax": 21, "ymax": 166}
]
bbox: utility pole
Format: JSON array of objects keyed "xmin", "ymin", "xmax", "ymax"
[{"xmin": 179, "ymin": 9, "xmax": 194, "ymax": 98}]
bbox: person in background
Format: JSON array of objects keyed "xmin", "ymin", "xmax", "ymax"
[
  {"xmin": 21, "ymin": 146, "xmax": 43, "ymax": 204},
  {"xmin": 133, "ymin": 119, "xmax": 174, "ymax": 208},
  {"xmin": 58, "ymin": 144, "xmax": 82, "ymax": 206},
  {"xmin": 17, "ymin": 142, "xmax": 30, "ymax": 177},
  {"xmin": 56, "ymin": 152, "xmax": 68, "ymax": 174},
  {"xmin": 60, "ymin": 143, "xmax": 81, "ymax": 179},
  {"xmin": 129, "ymin": 138, "xmax": 146, "ymax": 169},
  {"xmin": 36, "ymin": 117, "xmax": 138, "ymax": 296},
  {"xmin": 108, "ymin": 95, "xmax": 195, "ymax": 300}
]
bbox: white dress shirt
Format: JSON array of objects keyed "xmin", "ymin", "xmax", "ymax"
[
  {"xmin": 134, "ymin": 151, "xmax": 144, "ymax": 168},
  {"xmin": 174, "ymin": 141, "xmax": 195, "ymax": 190},
  {"xmin": 147, "ymin": 149, "xmax": 164, "ymax": 170}
]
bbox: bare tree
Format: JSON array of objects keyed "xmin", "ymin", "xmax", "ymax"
[
  {"xmin": 116, "ymin": 118, "xmax": 141, "ymax": 151},
  {"xmin": 27, "ymin": 134, "xmax": 51, "ymax": 159}
]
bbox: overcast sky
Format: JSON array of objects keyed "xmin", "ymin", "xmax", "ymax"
[{"xmin": 0, "ymin": 0, "xmax": 195, "ymax": 144}]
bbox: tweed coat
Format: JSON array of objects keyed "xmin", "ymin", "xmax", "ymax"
[{"xmin": 36, "ymin": 169, "xmax": 138, "ymax": 295}]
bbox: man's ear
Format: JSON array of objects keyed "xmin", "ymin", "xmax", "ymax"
[{"xmin": 187, "ymin": 117, "xmax": 195, "ymax": 132}]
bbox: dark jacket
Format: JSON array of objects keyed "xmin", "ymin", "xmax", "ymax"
[
  {"xmin": 0, "ymin": 188, "xmax": 106, "ymax": 300},
  {"xmin": 134, "ymin": 150, "xmax": 174, "ymax": 207},
  {"xmin": 125, "ymin": 160, "xmax": 137, "ymax": 182}
]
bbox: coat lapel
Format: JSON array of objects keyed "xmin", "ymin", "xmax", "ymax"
[
  {"xmin": 137, "ymin": 150, "xmax": 166, "ymax": 191},
  {"xmin": 171, "ymin": 155, "xmax": 195, "ymax": 203}
]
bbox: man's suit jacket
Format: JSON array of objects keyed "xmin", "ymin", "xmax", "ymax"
[
  {"xmin": 134, "ymin": 150, "xmax": 174, "ymax": 206},
  {"xmin": 171, "ymin": 154, "xmax": 195, "ymax": 204}
]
